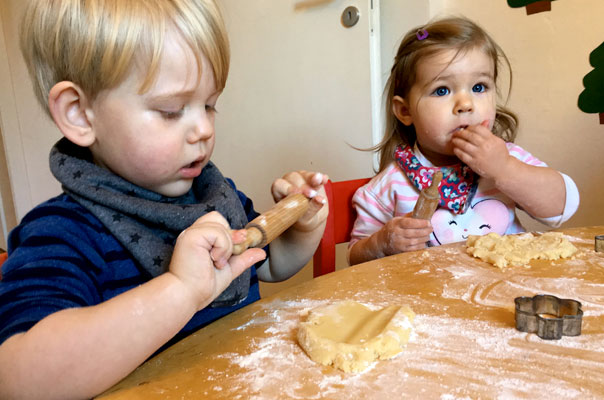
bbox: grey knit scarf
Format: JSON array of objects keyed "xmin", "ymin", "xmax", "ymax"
[{"xmin": 49, "ymin": 138, "xmax": 251, "ymax": 307}]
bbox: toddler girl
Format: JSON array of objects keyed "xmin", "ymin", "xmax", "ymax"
[{"xmin": 348, "ymin": 17, "xmax": 579, "ymax": 265}]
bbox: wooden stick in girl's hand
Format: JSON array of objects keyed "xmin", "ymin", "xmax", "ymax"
[
  {"xmin": 232, "ymin": 193, "xmax": 310, "ymax": 254},
  {"xmin": 412, "ymin": 171, "xmax": 443, "ymax": 220}
]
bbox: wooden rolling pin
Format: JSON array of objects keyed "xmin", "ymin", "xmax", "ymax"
[
  {"xmin": 412, "ymin": 171, "xmax": 443, "ymax": 220},
  {"xmin": 232, "ymin": 193, "xmax": 310, "ymax": 255}
]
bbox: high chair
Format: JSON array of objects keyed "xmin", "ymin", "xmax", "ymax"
[{"xmin": 312, "ymin": 177, "xmax": 370, "ymax": 277}]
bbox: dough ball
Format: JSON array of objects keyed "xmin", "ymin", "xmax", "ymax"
[{"xmin": 466, "ymin": 232, "xmax": 577, "ymax": 269}]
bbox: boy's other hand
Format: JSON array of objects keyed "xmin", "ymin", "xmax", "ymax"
[{"xmin": 271, "ymin": 170, "xmax": 329, "ymax": 232}]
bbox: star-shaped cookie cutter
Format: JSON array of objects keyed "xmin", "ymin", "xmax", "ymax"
[{"xmin": 514, "ymin": 295, "xmax": 583, "ymax": 340}]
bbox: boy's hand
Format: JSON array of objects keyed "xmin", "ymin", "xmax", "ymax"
[
  {"xmin": 169, "ymin": 212, "xmax": 266, "ymax": 311},
  {"xmin": 451, "ymin": 120, "xmax": 511, "ymax": 180},
  {"xmin": 271, "ymin": 170, "xmax": 328, "ymax": 232},
  {"xmin": 377, "ymin": 216, "xmax": 432, "ymax": 255}
]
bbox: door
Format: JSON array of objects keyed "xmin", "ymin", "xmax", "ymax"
[{"xmin": 213, "ymin": 0, "xmax": 377, "ymax": 213}]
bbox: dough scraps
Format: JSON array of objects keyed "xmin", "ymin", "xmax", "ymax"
[
  {"xmin": 466, "ymin": 232, "xmax": 578, "ymax": 269},
  {"xmin": 297, "ymin": 301, "xmax": 414, "ymax": 373}
]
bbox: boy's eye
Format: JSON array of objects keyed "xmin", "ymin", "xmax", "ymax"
[
  {"xmin": 205, "ymin": 104, "xmax": 217, "ymax": 113},
  {"xmin": 159, "ymin": 108, "xmax": 184, "ymax": 120},
  {"xmin": 472, "ymin": 83, "xmax": 486, "ymax": 93},
  {"xmin": 432, "ymin": 87, "xmax": 450, "ymax": 96}
]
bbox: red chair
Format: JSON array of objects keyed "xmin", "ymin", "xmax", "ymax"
[
  {"xmin": 313, "ymin": 178, "xmax": 370, "ymax": 277},
  {"xmin": 0, "ymin": 251, "xmax": 7, "ymax": 281}
]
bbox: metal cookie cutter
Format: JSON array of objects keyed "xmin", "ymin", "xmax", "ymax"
[{"xmin": 514, "ymin": 295, "xmax": 583, "ymax": 340}]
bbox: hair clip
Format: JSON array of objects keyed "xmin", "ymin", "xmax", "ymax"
[{"xmin": 416, "ymin": 29, "xmax": 428, "ymax": 41}]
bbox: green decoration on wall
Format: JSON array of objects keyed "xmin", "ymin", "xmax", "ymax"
[
  {"xmin": 578, "ymin": 41, "xmax": 604, "ymax": 125},
  {"xmin": 507, "ymin": 0, "xmax": 556, "ymax": 15}
]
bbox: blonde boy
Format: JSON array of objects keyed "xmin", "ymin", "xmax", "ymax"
[{"xmin": 0, "ymin": 1, "xmax": 328, "ymax": 398}]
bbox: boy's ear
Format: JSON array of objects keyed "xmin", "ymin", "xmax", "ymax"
[
  {"xmin": 392, "ymin": 95, "xmax": 413, "ymax": 126},
  {"xmin": 48, "ymin": 81, "xmax": 96, "ymax": 147}
]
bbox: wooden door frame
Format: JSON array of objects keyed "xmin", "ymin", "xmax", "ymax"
[{"xmin": 0, "ymin": 3, "xmax": 20, "ymax": 247}]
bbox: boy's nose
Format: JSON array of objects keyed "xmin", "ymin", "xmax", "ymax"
[{"xmin": 188, "ymin": 115, "xmax": 214, "ymax": 143}]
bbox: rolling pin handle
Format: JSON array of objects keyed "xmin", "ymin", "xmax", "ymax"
[
  {"xmin": 230, "ymin": 193, "xmax": 310, "ymax": 255},
  {"xmin": 412, "ymin": 171, "xmax": 443, "ymax": 220}
]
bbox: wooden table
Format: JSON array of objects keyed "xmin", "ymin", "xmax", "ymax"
[{"xmin": 99, "ymin": 226, "xmax": 604, "ymax": 399}]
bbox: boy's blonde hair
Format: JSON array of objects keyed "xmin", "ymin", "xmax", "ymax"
[
  {"xmin": 376, "ymin": 16, "xmax": 517, "ymax": 172},
  {"xmin": 20, "ymin": 0, "xmax": 229, "ymax": 118}
]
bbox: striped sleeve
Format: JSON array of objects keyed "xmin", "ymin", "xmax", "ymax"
[
  {"xmin": 506, "ymin": 143, "xmax": 547, "ymax": 166},
  {"xmin": 349, "ymin": 163, "xmax": 418, "ymax": 247},
  {"xmin": 0, "ymin": 196, "xmax": 116, "ymax": 345}
]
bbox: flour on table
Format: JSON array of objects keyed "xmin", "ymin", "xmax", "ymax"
[
  {"xmin": 297, "ymin": 300, "xmax": 414, "ymax": 373},
  {"xmin": 466, "ymin": 232, "xmax": 577, "ymax": 269}
]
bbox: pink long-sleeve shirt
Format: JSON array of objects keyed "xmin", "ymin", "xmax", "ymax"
[{"xmin": 350, "ymin": 143, "xmax": 579, "ymax": 248}]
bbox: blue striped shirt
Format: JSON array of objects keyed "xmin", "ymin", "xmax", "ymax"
[{"xmin": 0, "ymin": 179, "xmax": 261, "ymax": 351}]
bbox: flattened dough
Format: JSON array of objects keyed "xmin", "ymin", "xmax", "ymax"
[
  {"xmin": 466, "ymin": 232, "xmax": 577, "ymax": 269},
  {"xmin": 297, "ymin": 301, "xmax": 414, "ymax": 373}
]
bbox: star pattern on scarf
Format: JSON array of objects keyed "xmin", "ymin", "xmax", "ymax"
[{"xmin": 130, "ymin": 233, "xmax": 141, "ymax": 243}]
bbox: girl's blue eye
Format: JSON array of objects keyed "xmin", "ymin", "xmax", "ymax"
[
  {"xmin": 433, "ymin": 87, "xmax": 449, "ymax": 96},
  {"xmin": 472, "ymin": 83, "xmax": 486, "ymax": 93}
]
